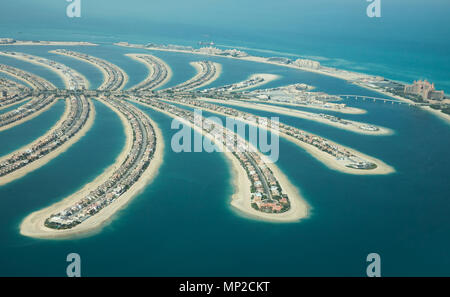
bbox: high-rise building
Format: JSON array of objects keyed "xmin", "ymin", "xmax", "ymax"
[{"xmin": 404, "ymin": 80, "xmax": 444, "ymax": 101}]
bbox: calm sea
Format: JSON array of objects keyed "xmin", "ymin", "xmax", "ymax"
[{"xmin": 0, "ymin": 7, "xmax": 449, "ymax": 275}]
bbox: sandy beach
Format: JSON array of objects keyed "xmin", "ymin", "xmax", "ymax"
[
  {"xmin": 162, "ymin": 98, "xmax": 394, "ymax": 175},
  {"xmin": 129, "ymin": 98, "xmax": 309, "ymax": 222},
  {"xmin": 0, "ymin": 97, "xmax": 96, "ymax": 186},
  {"xmin": 20, "ymin": 98, "xmax": 164, "ymax": 239},
  {"xmin": 200, "ymin": 98, "xmax": 393, "ymax": 136},
  {"xmin": 125, "ymin": 53, "xmax": 173, "ymax": 90},
  {"xmin": 421, "ymin": 106, "xmax": 450, "ymax": 125},
  {"xmin": 51, "ymin": 50, "xmax": 129, "ymax": 90}
]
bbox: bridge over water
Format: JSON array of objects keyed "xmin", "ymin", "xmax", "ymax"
[{"xmin": 338, "ymin": 95, "xmax": 415, "ymax": 105}]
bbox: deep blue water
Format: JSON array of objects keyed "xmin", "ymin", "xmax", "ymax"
[{"xmin": 0, "ymin": 44, "xmax": 449, "ymax": 277}]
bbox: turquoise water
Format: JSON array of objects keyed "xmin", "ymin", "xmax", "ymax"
[{"xmin": 0, "ymin": 43, "xmax": 449, "ymax": 277}]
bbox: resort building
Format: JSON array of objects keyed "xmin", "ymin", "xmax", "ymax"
[
  {"xmin": 404, "ymin": 80, "xmax": 444, "ymax": 101},
  {"xmin": 293, "ymin": 59, "xmax": 321, "ymax": 69}
]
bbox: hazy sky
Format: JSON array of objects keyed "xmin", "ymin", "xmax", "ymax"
[
  {"xmin": 0, "ymin": 1, "xmax": 449, "ymax": 90},
  {"xmin": 1, "ymin": 0, "xmax": 449, "ymax": 40}
]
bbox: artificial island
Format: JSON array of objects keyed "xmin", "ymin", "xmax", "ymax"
[{"xmin": 1, "ymin": 38, "xmax": 441, "ymax": 238}]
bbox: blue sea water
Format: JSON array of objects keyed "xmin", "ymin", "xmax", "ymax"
[{"xmin": 0, "ymin": 1, "xmax": 449, "ymax": 276}]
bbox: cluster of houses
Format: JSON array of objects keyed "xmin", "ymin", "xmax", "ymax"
[
  {"xmin": 249, "ymin": 84, "xmax": 344, "ymax": 109},
  {"xmin": 279, "ymin": 123, "xmax": 376, "ymax": 170},
  {"xmin": 0, "ymin": 63, "xmax": 55, "ymax": 91},
  {"xmin": 0, "ymin": 94, "xmax": 55, "ymax": 128},
  {"xmin": 206, "ymin": 76, "xmax": 266, "ymax": 93},
  {"xmin": 0, "ymin": 95, "xmax": 90, "ymax": 177},
  {"xmin": 196, "ymin": 46, "xmax": 248, "ymax": 58},
  {"xmin": 170, "ymin": 61, "xmax": 217, "ymax": 91},
  {"xmin": 133, "ymin": 95, "xmax": 291, "ymax": 215},
  {"xmin": 237, "ymin": 151, "xmax": 290, "ymax": 213},
  {"xmin": 116, "ymin": 41, "xmax": 249, "ymax": 58},
  {"xmin": 45, "ymin": 97, "xmax": 156, "ymax": 230},
  {"xmin": 0, "ymin": 78, "xmax": 29, "ymax": 106},
  {"xmin": 156, "ymin": 93, "xmax": 377, "ymax": 171},
  {"xmin": 53, "ymin": 50, "xmax": 125, "ymax": 91},
  {"xmin": 130, "ymin": 55, "xmax": 169, "ymax": 91},
  {"xmin": 0, "ymin": 52, "xmax": 86, "ymax": 90}
]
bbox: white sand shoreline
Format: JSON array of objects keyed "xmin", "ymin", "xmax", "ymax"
[{"xmin": 421, "ymin": 106, "xmax": 450, "ymax": 125}]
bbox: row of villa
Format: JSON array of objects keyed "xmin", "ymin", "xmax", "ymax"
[
  {"xmin": 247, "ymin": 84, "xmax": 345, "ymax": 108},
  {"xmin": 157, "ymin": 93, "xmax": 377, "ymax": 170},
  {"xmin": 0, "ymin": 95, "xmax": 90, "ymax": 177},
  {"xmin": 53, "ymin": 50, "xmax": 126, "ymax": 91},
  {"xmin": 130, "ymin": 95, "xmax": 291, "ymax": 214},
  {"xmin": 205, "ymin": 76, "xmax": 266, "ymax": 93},
  {"xmin": 0, "ymin": 94, "xmax": 55, "ymax": 128},
  {"xmin": 0, "ymin": 63, "xmax": 55, "ymax": 90},
  {"xmin": 129, "ymin": 55, "xmax": 169, "ymax": 91},
  {"xmin": 44, "ymin": 96, "xmax": 157, "ymax": 230},
  {"xmin": 168, "ymin": 61, "xmax": 218, "ymax": 91},
  {"xmin": 0, "ymin": 77, "xmax": 31, "ymax": 107},
  {"xmin": 0, "ymin": 52, "xmax": 86, "ymax": 90}
]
